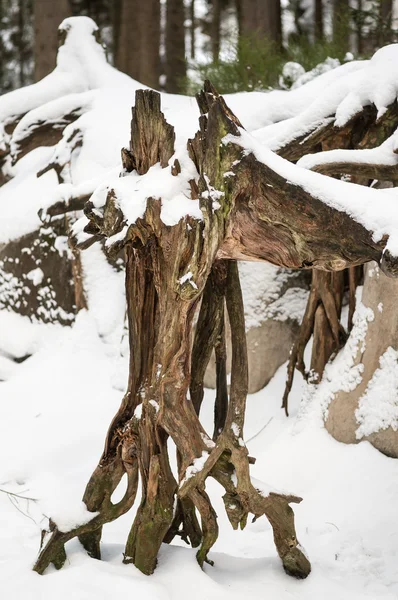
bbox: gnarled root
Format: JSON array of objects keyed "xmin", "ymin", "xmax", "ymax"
[
  {"xmin": 282, "ymin": 269, "xmax": 346, "ymax": 415},
  {"xmin": 33, "ymin": 420, "xmax": 138, "ymax": 574}
]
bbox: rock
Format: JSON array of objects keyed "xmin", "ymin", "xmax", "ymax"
[
  {"xmin": 204, "ymin": 262, "xmax": 310, "ymax": 394},
  {"xmin": 0, "ymin": 222, "xmax": 77, "ymax": 324},
  {"xmin": 326, "ymin": 262, "xmax": 398, "ymax": 458}
]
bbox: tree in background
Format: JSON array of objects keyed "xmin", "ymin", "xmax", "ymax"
[
  {"xmin": 165, "ymin": 0, "xmax": 186, "ymax": 93},
  {"xmin": 0, "ymin": 0, "xmax": 34, "ymax": 91},
  {"xmin": 332, "ymin": 0, "xmax": 350, "ymax": 48},
  {"xmin": 238, "ymin": 0, "xmax": 282, "ymax": 47},
  {"xmin": 314, "ymin": 0, "xmax": 324, "ymax": 41},
  {"xmin": 0, "ymin": 1, "xmax": 397, "ymax": 96},
  {"xmin": 34, "ymin": 0, "xmax": 69, "ymax": 80},
  {"xmin": 114, "ymin": 0, "xmax": 161, "ymax": 88}
]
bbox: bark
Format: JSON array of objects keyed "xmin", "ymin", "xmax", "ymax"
[
  {"xmin": 356, "ymin": 0, "xmax": 363, "ymax": 54},
  {"xmin": 165, "ymin": 0, "xmax": 186, "ymax": 93},
  {"xmin": 281, "ymin": 270, "xmax": 348, "ymax": 414},
  {"xmin": 310, "ymin": 271, "xmax": 345, "ymax": 381},
  {"xmin": 239, "ymin": 0, "xmax": 282, "ymax": 46},
  {"xmin": 190, "ymin": 260, "xmax": 228, "ymax": 416},
  {"xmin": 115, "ymin": 0, "xmax": 160, "ymax": 89},
  {"xmin": 34, "ymin": 0, "xmax": 70, "ymax": 81}
]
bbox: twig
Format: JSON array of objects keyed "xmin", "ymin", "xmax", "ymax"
[{"xmin": 0, "ymin": 487, "xmax": 38, "ymax": 501}]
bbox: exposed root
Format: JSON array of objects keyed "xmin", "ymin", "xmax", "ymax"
[{"xmin": 282, "ymin": 270, "xmax": 346, "ymax": 415}]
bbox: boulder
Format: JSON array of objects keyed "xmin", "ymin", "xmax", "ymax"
[
  {"xmin": 326, "ymin": 262, "xmax": 398, "ymax": 457},
  {"xmin": 204, "ymin": 262, "xmax": 310, "ymax": 394}
]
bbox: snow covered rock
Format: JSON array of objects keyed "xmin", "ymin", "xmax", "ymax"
[
  {"xmin": 0, "ymin": 225, "xmax": 76, "ymax": 324},
  {"xmin": 325, "ymin": 262, "xmax": 398, "ymax": 457}
]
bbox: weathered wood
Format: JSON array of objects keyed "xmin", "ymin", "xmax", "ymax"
[
  {"xmin": 35, "ymin": 86, "xmax": 313, "ymax": 580},
  {"xmin": 218, "ymin": 153, "xmax": 385, "ymax": 272},
  {"xmin": 37, "ymin": 82, "xmax": 398, "ymax": 578},
  {"xmin": 190, "ymin": 260, "xmax": 228, "ymax": 416},
  {"xmin": 278, "ymin": 101, "xmax": 398, "ymax": 163},
  {"xmin": 12, "ymin": 109, "xmax": 85, "ymax": 164}
]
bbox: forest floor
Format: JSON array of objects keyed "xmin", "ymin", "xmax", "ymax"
[{"xmin": 1, "ymin": 307, "xmax": 398, "ymax": 600}]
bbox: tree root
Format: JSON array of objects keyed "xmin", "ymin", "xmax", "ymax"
[
  {"xmin": 282, "ymin": 270, "xmax": 346, "ymax": 415},
  {"xmin": 33, "ymin": 86, "xmax": 311, "ymax": 582}
]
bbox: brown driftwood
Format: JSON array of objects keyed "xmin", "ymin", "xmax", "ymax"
[
  {"xmin": 34, "ymin": 86, "xmax": 313, "ymax": 580},
  {"xmin": 32, "ymin": 83, "xmax": 398, "ymax": 581}
]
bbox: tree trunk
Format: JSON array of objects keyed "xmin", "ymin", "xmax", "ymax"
[
  {"xmin": 115, "ymin": 0, "xmax": 160, "ymax": 89},
  {"xmin": 165, "ymin": 0, "xmax": 186, "ymax": 93},
  {"xmin": 211, "ymin": 0, "xmax": 222, "ymax": 62},
  {"xmin": 190, "ymin": 0, "xmax": 195, "ymax": 59},
  {"xmin": 380, "ymin": 0, "xmax": 393, "ymax": 22},
  {"xmin": 378, "ymin": 0, "xmax": 393, "ymax": 46},
  {"xmin": 239, "ymin": 0, "xmax": 282, "ymax": 46},
  {"xmin": 314, "ymin": 0, "xmax": 324, "ymax": 42},
  {"xmin": 332, "ymin": 0, "xmax": 350, "ymax": 49},
  {"xmin": 34, "ymin": 0, "xmax": 70, "ymax": 81}
]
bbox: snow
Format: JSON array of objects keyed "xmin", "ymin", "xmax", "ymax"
[
  {"xmin": 2, "ymin": 311, "xmax": 398, "ymax": 598},
  {"xmin": 239, "ymin": 262, "xmax": 308, "ymax": 331},
  {"xmin": 0, "ymin": 147, "xmax": 58, "ymax": 244},
  {"xmin": 335, "ymin": 45, "xmax": 398, "ymax": 126},
  {"xmin": 356, "ymin": 347, "xmax": 398, "ymax": 439},
  {"xmin": 231, "ymin": 422, "xmax": 240, "ymax": 437},
  {"xmin": 73, "ymin": 151, "xmax": 203, "ymax": 245},
  {"xmin": 181, "ymin": 452, "xmax": 210, "ymax": 486},
  {"xmin": 26, "ymin": 268, "xmax": 44, "ymax": 286},
  {"xmin": 10, "ymin": 90, "xmax": 95, "ymax": 159},
  {"xmin": 250, "ymin": 46, "xmax": 398, "ymax": 152},
  {"xmin": 179, "ymin": 271, "xmax": 198, "ymax": 290},
  {"xmin": 50, "ymin": 501, "xmax": 99, "ymax": 534}
]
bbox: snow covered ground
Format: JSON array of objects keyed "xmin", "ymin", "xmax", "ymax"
[{"xmin": 1, "ymin": 307, "xmax": 398, "ymax": 600}]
